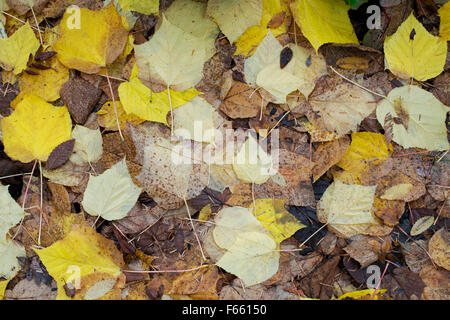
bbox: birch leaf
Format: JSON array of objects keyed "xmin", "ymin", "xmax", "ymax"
[
  {"xmin": 249, "ymin": 199, "xmax": 305, "ymax": 243},
  {"xmin": 376, "ymin": 85, "xmax": 449, "ymax": 151},
  {"xmin": 1, "ymin": 93, "xmax": 72, "ymax": 163},
  {"xmin": 290, "ymin": 0, "xmax": 358, "ymax": 52},
  {"xmin": 118, "ymin": 77, "xmax": 200, "ymax": 125},
  {"xmin": 70, "ymin": 125, "xmax": 103, "ymax": 165},
  {"xmin": 439, "ymin": 2, "xmax": 450, "ymax": 41},
  {"xmin": 54, "ymin": 4, "xmax": 128, "ymax": 74},
  {"xmin": 0, "ymin": 239, "xmax": 25, "ymax": 280},
  {"xmin": 134, "ymin": 16, "xmax": 215, "ymax": 91},
  {"xmin": 118, "ymin": 0, "xmax": 159, "ymax": 15},
  {"xmin": 0, "ymin": 185, "xmax": 25, "ymax": 242},
  {"xmin": 317, "ymin": 181, "xmax": 381, "ymax": 238},
  {"xmin": 233, "ymin": 135, "xmax": 276, "ymax": 184},
  {"xmin": 35, "ymin": 224, "xmax": 124, "ymax": 300},
  {"xmin": 384, "ymin": 13, "xmax": 447, "ymax": 81},
  {"xmin": 207, "ymin": 0, "xmax": 262, "ymax": 43},
  {"xmin": 82, "ymin": 159, "xmax": 141, "ymax": 221},
  {"xmin": 0, "ymin": 22, "xmax": 39, "ymax": 74}
]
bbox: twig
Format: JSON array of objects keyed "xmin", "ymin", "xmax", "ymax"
[
  {"xmin": 371, "ymin": 261, "xmax": 390, "ymax": 300},
  {"xmin": 29, "ymin": 5, "xmax": 43, "ymax": 46},
  {"xmin": 277, "ymin": 223, "xmax": 328, "ymax": 252},
  {"xmin": 105, "ymin": 68, "xmax": 124, "ymax": 141},
  {"xmin": 183, "ymin": 195, "xmax": 206, "ymax": 261}
]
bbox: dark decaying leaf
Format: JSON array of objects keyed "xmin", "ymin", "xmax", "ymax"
[
  {"xmin": 174, "ymin": 227, "xmax": 185, "ymax": 254},
  {"xmin": 46, "ymin": 139, "xmax": 75, "ymax": 170},
  {"xmin": 280, "ymin": 47, "xmax": 293, "ymax": 69}
]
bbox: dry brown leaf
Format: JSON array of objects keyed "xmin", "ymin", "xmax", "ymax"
[
  {"xmin": 429, "ymin": 228, "xmax": 450, "ymax": 271},
  {"xmin": 312, "ymin": 136, "xmax": 350, "ymax": 182},
  {"xmin": 344, "ymin": 235, "xmax": 379, "ymax": 268},
  {"xmin": 219, "ymin": 81, "xmax": 266, "ymax": 119}
]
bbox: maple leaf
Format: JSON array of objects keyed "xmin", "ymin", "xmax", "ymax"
[{"xmin": 1, "ymin": 93, "xmax": 72, "ymax": 163}]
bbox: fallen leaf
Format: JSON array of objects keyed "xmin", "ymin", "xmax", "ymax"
[
  {"xmin": 118, "ymin": 74, "xmax": 201, "ymax": 125},
  {"xmin": 168, "ymin": 266, "xmax": 221, "ymax": 300},
  {"xmin": 134, "ymin": 16, "xmax": 216, "ymax": 92},
  {"xmin": 129, "ymin": 122, "xmax": 208, "ymax": 209},
  {"xmin": 18, "ymin": 57, "xmax": 69, "ymax": 102},
  {"xmin": 290, "ymin": 0, "xmax": 358, "ymax": 52},
  {"xmin": 428, "ymin": 228, "xmax": 450, "ymax": 271},
  {"xmin": 35, "ymin": 224, "xmax": 125, "ymax": 300},
  {"xmin": 376, "ymin": 85, "xmax": 449, "ymax": 151},
  {"xmin": 384, "ymin": 13, "xmax": 447, "ymax": 81},
  {"xmin": 118, "ymin": 0, "xmax": 159, "ymax": 15},
  {"xmin": 0, "ymin": 22, "xmax": 40, "ymax": 74},
  {"xmin": 338, "ymin": 289, "xmax": 386, "ymax": 300},
  {"xmin": 317, "ymin": 181, "xmax": 383, "ymax": 238},
  {"xmin": 1, "ymin": 93, "xmax": 72, "ymax": 163},
  {"xmin": 305, "ymin": 75, "xmax": 377, "ymax": 135},
  {"xmin": 0, "ymin": 185, "xmax": 25, "ymax": 242},
  {"xmin": 219, "ymin": 81, "xmax": 265, "ymax": 119},
  {"xmin": 233, "ymin": 135, "xmax": 275, "ymax": 184},
  {"xmin": 439, "ymin": 2, "xmax": 450, "ymax": 41},
  {"xmin": 312, "ymin": 136, "xmax": 350, "ymax": 182},
  {"xmin": 343, "ymin": 235, "xmax": 379, "ymax": 267},
  {"xmin": 46, "ymin": 139, "xmax": 76, "ymax": 170},
  {"xmin": 410, "ymin": 216, "xmax": 435, "ymax": 236},
  {"xmin": 54, "ymin": 4, "xmax": 129, "ymax": 74},
  {"xmin": 82, "ymin": 159, "xmax": 141, "ymax": 221},
  {"xmin": 206, "ymin": 0, "xmax": 262, "ymax": 43},
  {"xmin": 249, "ymin": 198, "xmax": 305, "ymax": 243},
  {"xmin": 97, "ymin": 100, "xmax": 144, "ymax": 131},
  {"xmin": 70, "ymin": 125, "xmax": 103, "ymax": 166},
  {"xmin": 0, "ymin": 239, "xmax": 25, "ymax": 280}
]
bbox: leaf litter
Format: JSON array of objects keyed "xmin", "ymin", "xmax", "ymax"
[{"xmin": 0, "ymin": 0, "xmax": 448, "ymax": 301}]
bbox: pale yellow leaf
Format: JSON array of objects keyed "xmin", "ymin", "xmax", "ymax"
[
  {"xmin": 70, "ymin": 125, "xmax": 103, "ymax": 165},
  {"xmin": 0, "ymin": 239, "xmax": 25, "ymax": 280},
  {"xmin": 82, "ymin": 159, "xmax": 141, "ymax": 221},
  {"xmin": 0, "ymin": 185, "xmax": 24, "ymax": 242}
]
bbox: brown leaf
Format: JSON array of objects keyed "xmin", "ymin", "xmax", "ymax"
[
  {"xmin": 312, "ymin": 136, "xmax": 350, "ymax": 182},
  {"xmin": 47, "ymin": 181, "xmax": 71, "ymax": 212},
  {"xmin": 344, "ymin": 235, "xmax": 379, "ymax": 268},
  {"xmin": 60, "ymin": 77, "xmax": 103, "ymax": 124},
  {"xmin": 267, "ymin": 11, "xmax": 286, "ymax": 29},
  {"xmin": 429, "ymin": 228, "xmax": 450, "ymax": 271},
  {"xmin": 46, "ymin": 139, "xmax": 75, "ymax": 170},
  {"xmin": 219, "ymin": 81, "xmax": 265, "ymax": 119}
]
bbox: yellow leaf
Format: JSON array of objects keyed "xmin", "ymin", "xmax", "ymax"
[
  {"xmin": 290, "ymin": 0, "xmax": 358, "ymax": 52},
  {"xmin": 1, "ymin": 93, "xmax": 72, "ymax": 163},
  {"xmin": 235, "ymin": 0, "xmax": 289, "ymax": 56},
  {"xmin": 233, "ymin": 135, "xmax": 275, "ymax": 184},
  {"xmin": 212, "ymin": 206, "xmax": 279, "ymax": 286},
  {"xmin": 0, "ymin": 22, "xmax": 39, "ymax": 74},
  {"xmin": 18, "ymin": 57, "xmax": 69, "ymax": 102},
  {"xmin": 317, "ymin": 181, "xmax": 381, "ymax": 239},
  {"xmin": 376, "ymin": 85, "xmax": 449, "ymax": 151},
  {"xmin": 338, "ymin": 289, "xmax": 387, "ymax": 300},
  {"xmin": 118, "ymin": 0, "xmax": 159, "ymax": 15},
  {"xmin": 82, "ymin": 159, "xmax": 141, "ymax": 221},
  {"xmin": 207, "ymin": 0, "xmax": 262, "ymax": 43},
  {"xmin": 198, "ymin": 204, "xmax": 212, "ymax": 223},
  {"xmin": 338, "ymin": 132, "xmax": 393, "ymax": 180},
  {"xmin": 410, "ymin": 216, "xmax": 434, "ymax": 237},
  {"xmin": 134, "ymin": 15, "xmax": 216, "ymax": 91},
  {"xmin": 54, "ymin": 3, "xmax": 129, "ymax": 74},
  {"xmin": 249, "ymin": 198, "xmax": 305, "ymax": 243},
  {"xmin": 384, "ymin": 13, "xmax": 447, "ymax": 81},
  {"xmin": 428, "ymin": 228, "xmax": 450, "ymax": 271},
  {"xmin": 118, "ymin": 77, "xmax": 200, "ymax": 125},
  {"xmin": 97, "ymin": 100, "xmax": 144, "ymax": 131},
  {"xmin": 35, "ymin": 224, "xmax": 124, "ymax": 300},
  {"xmin": 381, "ymin": 183, "xmax": 413, "ymax": 200},
  {"xmin": 439, "ymin": 2, "xmax": 450, "ymax": 41},
  {"xmin": 0, "ymin": 280, "xmax": 8, "ymax": 300},
  {"xmin": 0, "ymin": 185, "xmax": 25, "ymax": 242}
]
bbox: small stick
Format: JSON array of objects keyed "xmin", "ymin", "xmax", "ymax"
[
  {"xmin": 123, "ymin": 264, "xmax": 210, "ymax": 274},
  {"xmin": 184, "ymin": 195, "xmax": 206, "ymax": 261},
  {"xmin": 30, "ymin": 5, "xmax": 43, "ymax": 46},
  {"xmin": 105, "ymin": 68, "xmax": 124, "ymax": 141},
  {"xmin": 371, "ymin": 261, "xmax": 390, "ymax": 300}
]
